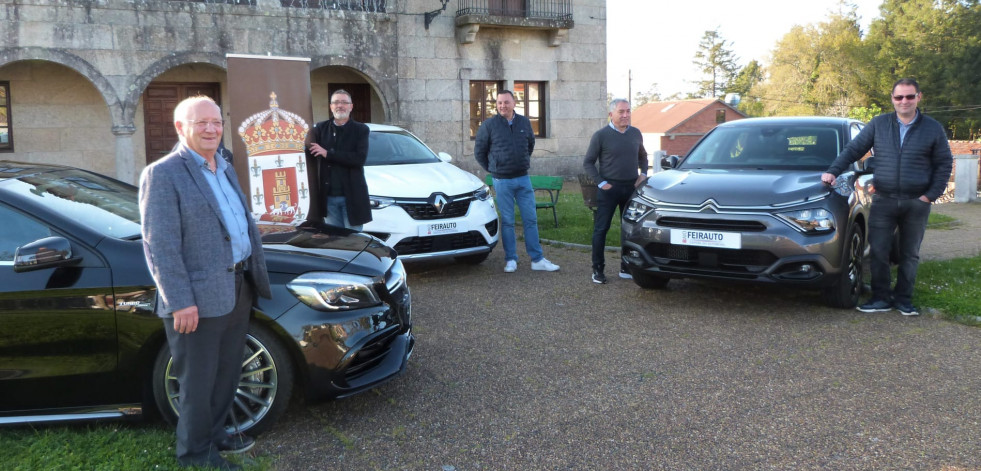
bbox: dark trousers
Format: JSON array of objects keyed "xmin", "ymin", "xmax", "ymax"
[
  {"xmin": 164, "ymin": 272, "xmax": 254, "ymax": 464},
  {"xmin": 591, "ymin": 182, "xmax": 635, "ymax": 271},
  {"xmin": 867, "ymin": 196, "xmax": 931, "ymax": 305}
]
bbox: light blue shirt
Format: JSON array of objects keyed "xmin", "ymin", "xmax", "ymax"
[
  {"xmin": 186, "ymin": 145, "xmax": 252, "ymax": 264},
  {"xmin": 898, "ymin": 111, "xmax": 919, "ymax": 148}
]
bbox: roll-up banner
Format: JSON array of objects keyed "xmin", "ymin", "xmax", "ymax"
[{"xmin": 226, "ymin": 54, "xmax": 312, "ymax": 227}]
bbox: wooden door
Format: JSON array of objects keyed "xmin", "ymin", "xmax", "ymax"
[
  {"xmin": 328, "ymin": 83, "xmax": 372, "ymax": 124},
  {"xmin": 143, "ymin": 83, "xmax": 220, "ymax": 164}
]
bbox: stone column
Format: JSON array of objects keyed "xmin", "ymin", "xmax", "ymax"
[
  {"xmin": 952, "ymin": 152, "xmax": 979, "ymax": 203},
  {"xmin": 112, "ymin": 125, "xmax": 137, "ymax": 184}
]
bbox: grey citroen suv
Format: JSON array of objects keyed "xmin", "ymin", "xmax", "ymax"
[{"xmin": 621, "ymin": 117, "xmax": 874, "ymax": 308}]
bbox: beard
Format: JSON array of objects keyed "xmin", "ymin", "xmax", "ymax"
[{"xmin": 333, "ymin": 110, "xmax": 350, "ymax": 121}]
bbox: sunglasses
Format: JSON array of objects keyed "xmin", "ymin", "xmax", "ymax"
[{"xmin": 892, "ymin": 94, "xmax": 918, "ymax": 101}]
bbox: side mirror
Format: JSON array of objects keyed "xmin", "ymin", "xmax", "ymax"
[
  {"xmin": 437, "ymin": 152, "xmax": 453, "ymax": 163},
  {"xmin": 13, "ymin": 236, "xmax": 82, "ymax": 273},
  {"xmin": 853, "ymin": 156, "xmax": 874, "ymax": 174},
  {"xmin": 661, "ymin": 155, "xmax": 680, "ymax": 170}
]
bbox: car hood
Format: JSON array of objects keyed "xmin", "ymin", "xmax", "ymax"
[
  {"xmin": 260, "ymin": 226, "xmax": 395, "ymax": 276},
  {"xmin": 646, "ymin": 169, "xmax": 832, "ymax": 206},
  {"xmin": 365, "ymin": 162, "xmax": 482, "ymax": 198}
]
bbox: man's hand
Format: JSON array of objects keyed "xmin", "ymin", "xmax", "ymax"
[
  {"xmin": 308, "ymin": 142, "xmax": 328, "ymax": 158},
  {"xmin": 635, "ymin": 174, "xmax": 648, "ymax": 188},
  {"xmin": 919, "ymin": 195, "xmax": 930, "ymax": 203},
  {"xmin": 172, "ymin": 306, "xmax": 199, "ymax": 334},
  {"xmin": 820, "ymin": 173, "xmax": 837, "ymax": 185}
]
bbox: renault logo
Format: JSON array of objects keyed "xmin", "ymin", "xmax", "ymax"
[{"xmin": 430, "ymin": 194, "xmax": 449, "ymax": 213}]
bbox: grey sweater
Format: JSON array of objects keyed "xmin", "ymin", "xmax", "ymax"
[{"xmin": 583, "ymin": 124, "xmax": 648, "ymax": 183}]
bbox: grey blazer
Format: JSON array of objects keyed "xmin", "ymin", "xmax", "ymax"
[{"xmin": 139, "ymin": 147, "xmax": 272, "ymax": 318}]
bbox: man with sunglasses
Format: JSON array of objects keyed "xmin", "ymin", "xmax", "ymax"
[{"xmin": 821, "ymin": 78, "xmax": 953, "ymax": 316}]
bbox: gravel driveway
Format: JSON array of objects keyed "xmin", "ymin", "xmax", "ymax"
[{"xmin": 257, "ymin": 202, "xmax": 981, "ymax": 471}]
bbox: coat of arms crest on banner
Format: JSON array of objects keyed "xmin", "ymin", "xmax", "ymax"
[{"xmin": 238, "ymin": 92, "xmax": 310, "ymax": 225}]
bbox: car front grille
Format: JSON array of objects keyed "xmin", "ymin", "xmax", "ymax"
[
  {"xmin": 646, "ymin": 242, "xmax": 777, "ymax": 277},
  {"xmin": 392, "ymin": 231, "xmax": 487, "ymax": 255},
  {"xmin": 657, "ymin": 216, "xmax": 767, "ymax": 232},
  {"xmin": 345, "ymin": 268, "xmax": 411, "ymax": 382},
  {"xmin": 397, "ymin": 199, "xmax": 472, "ymax": 220}
]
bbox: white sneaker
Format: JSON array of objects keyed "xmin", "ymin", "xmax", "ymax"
[
  {"xmin": 531, "ymin": 258, "xmax": 560, "ymax": 271},
  {"xmin": 504, "ymin": 260, "xmax": 517, "ymax": 273}
]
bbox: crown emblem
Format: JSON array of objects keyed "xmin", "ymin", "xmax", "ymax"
[{"xmin": 238, "ymin": 92, "xmax": 310, "ymax": 157}]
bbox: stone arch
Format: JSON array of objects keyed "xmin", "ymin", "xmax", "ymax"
[
  {"xmin": 0, "ymin": 47, "xmax": 123, "ymax": 125},
  {"xmin": 121, "ymin": 52, "xmax": 228, "ymax": 125},
  {"xmin": 308, "ymin": 56, "xmax": 396, "ymax": 123}
]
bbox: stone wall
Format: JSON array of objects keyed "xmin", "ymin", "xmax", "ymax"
[{"xmin": 0, "ymin": 0, "xmax": 607, "ymax": 182}]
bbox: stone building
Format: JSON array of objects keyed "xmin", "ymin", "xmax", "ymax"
[{"xmin": 0, "ymin": 0, "xmax": 607, "ymax": 183}]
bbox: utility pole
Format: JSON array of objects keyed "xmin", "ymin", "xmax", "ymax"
[{"xmin": 628, "ymin": 69, "xmax": 632, "ymax": 105}]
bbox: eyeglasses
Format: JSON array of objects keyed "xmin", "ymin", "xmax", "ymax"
[
  {"xmin": 330, "ymin": 101, "xmax": 352, "ymax": 106},
  {"xmin": 189, "ymin": 120, "xmax": 224, "ymax": 129},
  {"xmin": 892, "ymin": 94, "xmax": 918, "ymax": 101}
]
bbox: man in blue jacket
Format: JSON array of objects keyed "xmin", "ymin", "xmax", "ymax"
[
  {"xmin": 822, "ymin": 78, "xmax": 953, "ymax": 316},
  {"xmin": 475, "ymin": 90, "xmax": 559, "ymax": 273}
]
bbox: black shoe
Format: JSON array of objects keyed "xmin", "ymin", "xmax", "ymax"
[
  {"xmin": 894, "ymin": 302, "xmax": 919, "ymax": 316},
  {"xmin": 591, "ymin": 270, "xmax": 607, "ymax": 284},
  {"xmin": 216, "ymin": 433, "xmax": 255, "ymax": 454},
  {"xmin": 856, "ymin": 298, "xmax": 892, "ymax": 313}
]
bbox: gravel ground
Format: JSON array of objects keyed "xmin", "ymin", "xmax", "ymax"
[{"xmin": 255, "ymin": 201, "xmax": 981, "ymax": 471}]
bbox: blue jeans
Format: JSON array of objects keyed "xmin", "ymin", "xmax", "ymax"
[
  {"xmin": 325, "ymin": 196, "xmax": 363, "ymax": 231},
  {"xmin": 591, "ymin": 182, "xmax": 635, "ymax": 271},
  {"xmin": 867, "ymin": 195, "xmax": 931, "ymax": 305},
  {"xmin": 493, "ymin": 175, "xmax": 544, "ymax": 263}
]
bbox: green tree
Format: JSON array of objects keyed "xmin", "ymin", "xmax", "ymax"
[
  {"xmin": 692, "ymin": 29, "xmax": 740, "ymax": 98},
  {"xmin": 751, "ymin": 4, "xmax": 871, "ymax": 117},
  {"xmin": 729, "ymin": 60, "xmax": 765, "ymax": 116},
  {"xmin": 866, "ymin": 0, "xmax": 981, "ymax": 138},
  {"xmin": 632, "ymin": 83, "xmax": 661, "ymax": 107}
]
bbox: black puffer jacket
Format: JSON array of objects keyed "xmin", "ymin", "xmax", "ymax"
[
  {"xmin": 827, "ymin": 110, "xmax": 953, "ymax": 201},
  {"xmin": 473, "ymin": 113, "xmax": 536, "ymax": 179}
]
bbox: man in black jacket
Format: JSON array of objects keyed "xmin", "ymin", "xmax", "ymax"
[
  {"xmin": 474, "ymin": 90, "xmax": 559, "ymax": 273},
  {"xmin": 304, "ymin": 89, "xmax": 372, "ymax": 230},
  {"xmin": 822, "ymin": 78, "xmax": 953, "ymax": 316}
]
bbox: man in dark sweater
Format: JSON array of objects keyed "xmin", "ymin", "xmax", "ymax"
[
  {"xmin": 822, "ymin": 78, "xmax": 952, "ymax": 316},
  {"xmin": 583, "ymin": 98, "xmax": 648, "ymax": 284},
  {"xmin": 475, "ymin": 90, "xmax": 559, "ymax": 273}
]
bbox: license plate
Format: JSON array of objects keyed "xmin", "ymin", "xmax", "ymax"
[
  {"xmin": 671, "ymin": 229, "xmax": 741, "ymax": 249},
  {"xmin": 420, "ymin": 221, "xmax": 462, "ymax": 236}
]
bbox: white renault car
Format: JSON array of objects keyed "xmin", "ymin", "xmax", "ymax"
[{"xmin": 362, "ymin": 124, "xmax": 499, "ymax": 264}]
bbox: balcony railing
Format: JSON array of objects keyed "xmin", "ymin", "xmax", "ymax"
[
  {"xmin": 456, "ymin": 0, "xmax": 573, "ymax": 21},
  {"xmin": 280, "ymin": 0, "xmax": 387, "ymax": 11}
]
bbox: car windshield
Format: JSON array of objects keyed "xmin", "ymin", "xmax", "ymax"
[
  {"xmin": 366, "ymin": 130, "xmax": 440, "ymax": 166},
  {"xmin": 681, "ymin": 124, "xmax": 842, "ymax": 170},
  {"xmin": 0, "ymin": 165, "xmax": 142, "ymax": 239}
]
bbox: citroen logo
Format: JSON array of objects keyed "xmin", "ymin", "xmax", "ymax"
[{"xmin": 430, "ymin": 193, "xmax": 449, "ymax": 214}]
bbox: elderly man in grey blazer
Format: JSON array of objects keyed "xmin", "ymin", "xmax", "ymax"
[{"xmin": 140, "ymin": 96, "xmax": 272, "ymax": 470}]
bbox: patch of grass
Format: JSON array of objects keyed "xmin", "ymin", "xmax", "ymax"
[
  {"xmin": 516, "ymin": 189, "xmax": 619, "ymax": 247},
  {"xmin": 0, "ymin": 422, "xmax": 271, "ymax": 470},
  {"xmin": 927, "ymin": 212, "xmax": 958, "ymax": 229},
  {"xmin": 913, "ymin": 255, "xmax": 981, "ymax": 326}
]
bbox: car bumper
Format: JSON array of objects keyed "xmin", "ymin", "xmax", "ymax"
[
  {"xmin": 364, "ymin": 201, "xmax": 500, "ymax": 261},
  {"xmin": 271, "ymin": 274, "xmax": 414, "ymax": 399},
  {"xmin": 621, "ymin": 210, "xmax": 847, "ymax": 287}
]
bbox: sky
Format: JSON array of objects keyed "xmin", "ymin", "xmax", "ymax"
[{"xmin": 606, "ymin": 0, "xmax": 884, "ymax": 100}]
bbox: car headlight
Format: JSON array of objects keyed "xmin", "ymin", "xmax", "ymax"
[
  {"xmin": 369, "ymin": 196, "xmax": 395, "ymax": 209},
  {"xmin": 776, "ymin": 208, "xmax": 835, "ymax": 233},
  {"xmin": 474, "ymin": 184, "xmax": 492, "ymax": 201},
  {"xmin": 286, "ymin": 272, "xmax": 383, "ymax": 311},
  {"xmin": 624, "ymin": 199, "xmax": 655, "ymax": 223}
]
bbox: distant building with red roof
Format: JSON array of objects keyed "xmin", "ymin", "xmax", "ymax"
[{"xmin": 633, "ymin": 99, "xmax": 746, "ymax": 169}]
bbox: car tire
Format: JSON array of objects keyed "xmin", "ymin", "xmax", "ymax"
[
  {"xmin": 823, "ymin": 224, "xmax": 865, "ymax": 308},
  {"xmin": 631, "ymin": 270, "xmax": 670, "ymax": 289},
  {"xmin": 151, "ymin": 323, "xmax": 295, "ymax": 436},
  {"xmin": 455, "ymin": 251, "xmax": 490, "ymax": 265}
]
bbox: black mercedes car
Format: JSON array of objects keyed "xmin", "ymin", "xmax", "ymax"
[
  {"xmin": 0, "ymin": 161, "xmax": 413, "ymax": 434},
  {"xmin": 622, "ymin": 117, "xmax": 874, "ymax": 308}
]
